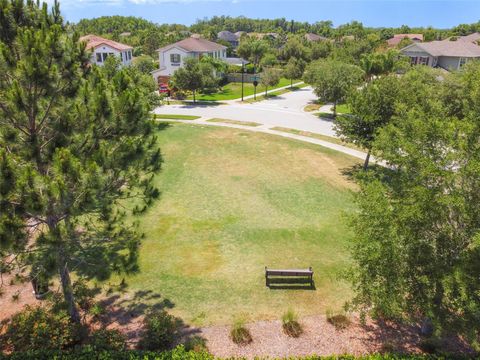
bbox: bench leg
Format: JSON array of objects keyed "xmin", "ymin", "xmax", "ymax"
[{"xmin": 266, "ymin": 275, "xmax": 269, "ymax": 287}]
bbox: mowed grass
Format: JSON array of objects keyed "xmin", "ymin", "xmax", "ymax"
[
  {"xmin": 191, "ymin": 78, "xmax": 302, "ymax": 101},
  {"xmin": 122, "ymin": 124, "xmax": 360, "ymax": 326}
]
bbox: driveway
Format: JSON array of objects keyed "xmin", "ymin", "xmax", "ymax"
[{"xmin": 154, "ymin": 86, "xmax": 336, "ymax": 136}]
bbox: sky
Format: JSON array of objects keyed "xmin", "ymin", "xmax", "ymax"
[{"xmin": 47, "ymin": 0, "xmax": 480, "ymax": 28}]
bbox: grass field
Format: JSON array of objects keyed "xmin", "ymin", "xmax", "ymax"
[
  {"xmin": 120, "ymin": 124, "xmax": 360, "ymax": 326},
  {"xmin": 189, "ymin": 78, "xmax": 302, "ymax": 101}
]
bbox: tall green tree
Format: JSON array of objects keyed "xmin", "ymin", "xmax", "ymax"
[
  {"xmin": 348, "ymin": 64, "xmax": 480, "ymax": 346},
  {"xmin": 171, "ymin": 58, "xmax": 202, "ymax": 102},
  {"xmin": 236, "ymin": 38, "xmax": 269, "ymax": 73},
  {"xmin": 335, "ymin": 75, "xmax": 400, "ymax": 169},
  {"xmin": 283, "ymin": 57, "xmax": 305, "ymax": 88},
  {"xmin": 0, "ymin": 0, "xmax": 161, "ymax": 323},
  {"xmin": 303, "ymin": 59, "xmax": 364, "ymax": 117},
  {"xmin": 260, "ymin": 68, "xmax": 281, "ymax": 97}
]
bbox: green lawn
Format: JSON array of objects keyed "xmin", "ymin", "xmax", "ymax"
[
  {"xmin": 119, "ymin": 124, "xmax": 360, "ymax": 326},
  {"xmin": 189, "ymin": 78, "xmax": 302, "ymax": 101},
  {"xmin": 332, "ymin": 103, "xmax": 351, "ymax": 114}
]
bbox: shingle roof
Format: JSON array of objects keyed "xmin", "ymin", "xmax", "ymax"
[
  {"xmin": 217, "ymin": 31, "xmax": 238, "ymax": 42},
  {"xmin": 80, "ymin": 35, "xmax": 132, "ymax": 51},
  {"xmin": 404, "ymin": 40, "xmax": 480, "ymax": 57},
  {"xmin": 157, "ymin": 36, "xmax": 227, "ymax": 53},
  {"xmin": 456, "ymin": 32, "xmax": 480, "ymax": 43},
  {"xmin": 387, "ymin": 34, "xmax": 423, "ymax": 46},
  {"xmin": 305, "ymin": 33, "xmax": 328, "ymax": 42}
]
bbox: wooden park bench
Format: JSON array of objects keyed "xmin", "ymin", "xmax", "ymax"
[{"xmin": 265, "ymin": 266, "xmax": 314, "ymax": 288}]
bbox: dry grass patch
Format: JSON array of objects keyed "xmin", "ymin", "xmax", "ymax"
[
  {"xmin": 207, "ymin": 118, "xmax": 262, "ymax": 127},
  {"xmin": 304, "ymin": 102, "xmax": 323, "ymax": 112}
]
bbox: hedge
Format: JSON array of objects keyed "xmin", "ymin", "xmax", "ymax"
[{"xmin": 0, "ymin": 346, "xmax": 468, "ymax": 360}]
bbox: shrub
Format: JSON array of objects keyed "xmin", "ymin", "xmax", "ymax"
[
  {"xmin": 326, "ymin": 309, "xmax": 351, "ymax": 330},
  {"xmin": 137, "ymin": 310, "xmax": 179, "ymax": 351},
  {"xmin": 184, "ymin": 335, "xmax": 208, "ymax": 352},
  {"xmin": 419, "ymin": 337, "xmax": 442, "ymax": 354},
  {"xmin": 230, "ymin": 317, "xmax": 252, "ymax": 345},
  {"xmin": 282, "ymin": 309, "xmax": 303, "ymax": 338},
  {"xmin": 88, "ymin": 328, "xmax": 126, "ymax": 351},
  {"xmin": 3, "ymin": 305, "xmax": 83, "ymax": 352}
]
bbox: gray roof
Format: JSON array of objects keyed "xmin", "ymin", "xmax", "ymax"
[
  {"xmin": 457, "ymin": 32, "xmax": 480, "ymax": 43},
  {"xmin": 403, "ymin": 40, "xmax": 480, "ymax": 58},
  {"xmin": 224, "ymin": 57, "xmax": 249, "ymax": 66},
  {"xmin": 217, "ymin": 31, "xmax": 238, "ymax": 42}
]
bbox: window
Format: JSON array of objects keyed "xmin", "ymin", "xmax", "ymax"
[
  {"xmin": 410, "ymin": 57, "xmax": 418, "ymax": 65},
  {"xmin": 120, "ymin": 52, "xmax": 123, "ymax": 61},
  {"xmin": 459, "ymin": 57, "xmax": 467, "ymax": 68},
  {"xmin": 170, "ymin": 53, "xmax": 181, "ymax": 63},
  {"xmin": 128, "ymin": 51, "xmax": 132, "ymax": 60},
  {"xmin": 96, "ymin": 53, "xmax": 102, "ymax": 63},
  {"xmin": 102, "ymin": 53, "xmax": 108, "ymax": 62},
  {"xmin": 419, "ymin": 56, "xmax": 429, "ymax": 65}
]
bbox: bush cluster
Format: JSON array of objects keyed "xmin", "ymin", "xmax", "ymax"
[{"xmin": 137, "ymin": 310, "xmax": 179, "ymax": 351}]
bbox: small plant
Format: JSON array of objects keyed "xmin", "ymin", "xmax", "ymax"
[
  {"xmin": 138, "ymin": 310, "xmax": 179, "ymax": 351},
  {"xmin": 230, "ymin": 317, "xmax": 252, "ymax": 345},
  {"xmin": 89, "ymin": 302, "xmax": 106, "ymax": 319},
  {"xmin": 11, "ymin": 291, "xmax": 20, "ymax": 302},
  {"xmin": 184, "ymin": 335, "xmax": 207, "ymax": 352},
  {"xmin": 326, "ymin": 309, "xmax": 351, "ymax": 330},
  {"xmin": 281, "ymin": 309, "xmax": 303, "ymax": 338}
]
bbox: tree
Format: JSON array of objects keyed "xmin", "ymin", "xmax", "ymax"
[
  {"xmin": 334, "ymin": 75, "xmax": 400, "ymax": 169},
  {"xmin": 348, "ymin": 64, "xmax": 480, "ymax": 346},
  {"xmin": 279, "ymin": 36, "xmax": 310, "ymax": 61},
  {"xmin": 303, "ymin": 59, "xmax": 364, "ymax": 117},
  {"xmin": 171, "ymin": 57, "xmax": 205, "ymax": 103},
  {"xmin": 283, "ymin": 58, "xmax": 305, "ymax": 88},
  {"xmin": 260, "ymin": 68, "xmax": 281, "ymax": 97},
  {"xmin": 0, "ymin": 0, "xmax": 161, "ymax": 323},
  {"xmin": 237, "ymin": 38, "xmax": 269, "ymax": 73},
  {"xmin": 132, "ymin": 55, "xmax": 157, "ymax": 74}
]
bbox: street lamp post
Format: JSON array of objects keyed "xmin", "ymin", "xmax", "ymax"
[{"xmin": 241, "ymin": 61, "xmax": 245, "ymax": 102}]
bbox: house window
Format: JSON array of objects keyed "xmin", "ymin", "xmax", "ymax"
[
  {"xmin": 102, "ymin": 53, "xmax": 108, "ymax": 62},
  {"xmin": 96, "ymin": 53, "xmax": 102, "ymax": 63},
  {"xmin": 459, "ymin": 57, "xmax": 467, "ymax": 68},
  {"xmin": 170, "ymin": 54, "xmax": 181, "ymax": 63},
  {"xmin": 120, "ymin": 52, "xmax": 123, "ymax": 61},
  {"xmin": 128, "ymin": 51, "xmax": 132, "ymax": 60},
  {"xmin": 419, "ymin": 56, "xmax": 429, "ymax": 65},
  {"xmin": 410, "ymin": 57, "xmax": 418, "ymax": 65}
]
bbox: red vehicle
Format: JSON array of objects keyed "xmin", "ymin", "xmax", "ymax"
[{"xmin": 159, "ymin": 83, "xmax": 170, "ymax": 96}]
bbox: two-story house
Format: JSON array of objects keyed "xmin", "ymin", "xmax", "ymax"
[
  {"xmin": 80, "ymin": 35, "xmax": 133, "ymax": 67},
  {"xmin": 152, "ymin": 35, "xmax": 227, "ymax": 85}
]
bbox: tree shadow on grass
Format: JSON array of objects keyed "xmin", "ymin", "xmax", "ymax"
[
  {"xmin": 341, "ymin": 163, "xmax": 397, "ymax": 185},
  {"xmin": 98, "ymin": 288, "xmax": 204, "ymax": 348}
]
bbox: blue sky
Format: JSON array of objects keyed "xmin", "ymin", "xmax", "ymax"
[{"xmin": 50, "ymin": 0, "xmax": 480, "ymax": 28}]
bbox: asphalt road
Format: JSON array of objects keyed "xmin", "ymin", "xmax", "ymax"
[{"xmin": 154, "ymin": 86, "xmax": 336, "ymax": 136}]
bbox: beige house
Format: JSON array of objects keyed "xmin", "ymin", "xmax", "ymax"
[
  {"xmin": 152, "ymin": 35, "xmax": 227, "ymax": 85},
  {"xmin": 401, "ymin": 40, "xmax": 480, "ymax": 71}
]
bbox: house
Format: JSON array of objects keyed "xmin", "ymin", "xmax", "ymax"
[
  {"xmin": 217, "ymin": 31, "xmax": 239, "ymax": 47},
  {"xmin": 80, "ymin": 35, "xmax": 133, "ymax": 67},
  {"xmin": 451, "ymin": 32, "xmax": 480, "ymax": 44},
  {"xmin": 152, "ymin": 35, "xmax": 227, "ymax": 85},
  {"xmin": 305, "ymin": 33, "xmax": 328, "ymax": 42},
  {"xmin": 400, "ymin": 40, "xmax": 480, "ymax": 70},
  {"xmin": 387, "ymin": 34, "xmax": 424, "ymax": 47}
]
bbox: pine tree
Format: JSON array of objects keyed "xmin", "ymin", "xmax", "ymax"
[{"xmin": 0, "ymin": 0, "xmax": 161, "ymax": 322}]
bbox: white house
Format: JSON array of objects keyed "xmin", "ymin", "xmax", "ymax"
[
  {"xmin": 80, "ymin": 35, "xmax": 133, "ymax": 67},
  {"xmin": 401, "ymin": 40, "xmax": 480, "ymax": 71},
  {"xmin": 152, "ymin": 35, "xmax": 227, "ymax": 85}
]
